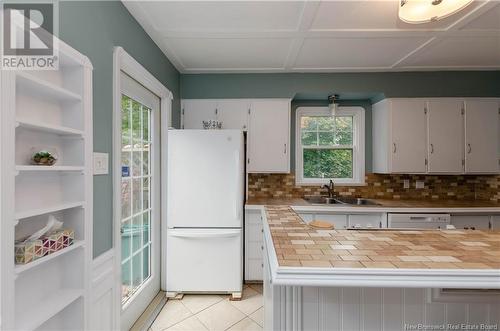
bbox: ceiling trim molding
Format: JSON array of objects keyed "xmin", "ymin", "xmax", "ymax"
[{"xmin": 284, "ymin": 1, "xmax": 321, "ymax": 70}]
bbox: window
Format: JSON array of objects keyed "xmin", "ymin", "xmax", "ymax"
[{"xmin": 296, "ymin": 106, "xmax": 365, "ymax": 185}]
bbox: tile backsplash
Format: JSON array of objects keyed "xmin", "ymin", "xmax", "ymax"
[{"xmin": 248, "ymin": 173, "xmax": 500, "ymax": 201}]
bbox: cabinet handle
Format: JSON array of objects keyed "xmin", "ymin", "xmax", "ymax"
[
  {"xmin": 430, "ymin": 144, "xmax": 434, "ymax": 154},
  {"xmin": 284, "ymin": 143, "xmax": 287, "ymax": 154},
  {"xmin": 467, "ymin": 143, "xmax": 472, "ymax": 154},
  {"xmin": 393, "ymin": 143, "xmax": 396, "ymax": 153}
]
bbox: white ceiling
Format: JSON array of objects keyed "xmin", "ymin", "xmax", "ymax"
[{"xmin": 122, "ymin": 0, "xmax": 500, "ymax": 73}]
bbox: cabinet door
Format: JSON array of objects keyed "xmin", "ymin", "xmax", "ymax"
[
  {"xmin": 217, "ymin": 100, "xmax": 249, "ymax": 131},
  {"xmin": 313, "ymin": 214, "xmax": 347, "ymax": 229},
  {"xmin": 491, "ymin": 216, "xmax": 500, "ymax": 230},
  {"xmin": 248, "ymin": 100, "xmax": 290, "ymax": 173},
  {"xmin": 427, "ymin": 99, "xmax": 464, "ymax": 173},
  {"xmin": 390, "ymin": 99, "xmax": 428, "ymax": 173},
  {"xmin": 348, "ymin": 214, "xmax": 385, "ymax": 229},
  {"xmin": 450, "ymin": 215, "xmax": 490, "ymax": 230},
  {"xmin": 182, "ymin": 100, "xmax": 217, "ymax": 129},
  {"xmin": 465, "ymin": 99, "xmax": 499, "ymax": 173},
  {"xmin": 245, "ymin": 209, "xmax": 264, "ymax": 281}
]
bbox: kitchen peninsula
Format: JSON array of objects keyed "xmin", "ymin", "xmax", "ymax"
[{"xmin": 260, "ymin": 205, "xmax": 500, "ymax": 331}]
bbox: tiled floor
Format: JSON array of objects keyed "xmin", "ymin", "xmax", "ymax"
[{"xmin": 150, "ymin": 284, "xmax": 263, "ymax": 331}]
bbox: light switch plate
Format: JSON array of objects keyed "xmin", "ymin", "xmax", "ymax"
[
  {"xmin": 93, "ymin": 152, "xmax": 109, "ymax": 175},
  {"xmin": 415, "ymin": 180, "xmax": 425, "ymax": 189}
]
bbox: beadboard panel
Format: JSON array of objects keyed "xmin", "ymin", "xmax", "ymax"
[
  {"xmin": 90, "ymin": 250, "xmax": 118, "ymax": 331},
  {"xmin": 382, "ymin": 288, "xmax": 403, "ymax": 331},
  {"xmin": 299, "ymin": 287, "xmax": 500, "ymax": 331},
  {"xmin": 362, "ymin": 288, "xmax": 382, "ymax": 331}
]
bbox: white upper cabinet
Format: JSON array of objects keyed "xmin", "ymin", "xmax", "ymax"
[
  {"xmin": 464, "ymin": 99, "xmax": 500, "ymax": 173},
  {"xmin": 182, "ymin": 99, "xmax": 217, "ymax": 129},
  {"xmin": 392, "ymin": 99, "xmax": 428, "ymax": 173},
  {"xmin": 181, "ymin": 98, "xmax": 291, "ymax": 173},
  {"xmin": 372, "ymin": 99, "xmax": 427, "ymax": 173},
  {"xmin": 373, "ymin": 97, "xmax": 499, "ymax": 174},
  {"xmin": 217, "ymin": 99, "xmax": 249, "ymax": 131},
  {"xmin": 427, "ymin": 99, "xmax": 464, "ymax": 173},
  {"xmin": 248, "ymin": 99, "xmax": 290, "ymax": 173}
]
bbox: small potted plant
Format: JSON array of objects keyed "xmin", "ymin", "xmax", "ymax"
[{"xmin": 31, "ymin": 148, "xmax": 58, "ymax": 166}]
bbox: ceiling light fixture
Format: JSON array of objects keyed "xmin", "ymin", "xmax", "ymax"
[
  {"xmin": 399, "ymin": 0, "xmax": 473, "ymax": 24},
  {"xmin": 328, "ymin": 94, "xmax": 339, "ymax": 117}
]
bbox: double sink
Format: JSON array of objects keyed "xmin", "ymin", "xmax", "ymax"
[{"xmin": 304, "ymin": 196, "xmax": 381, "ymax": 206}]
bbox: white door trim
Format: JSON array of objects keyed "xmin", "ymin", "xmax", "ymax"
[{"xmin": 113, "ymin": 47, "xmax": 172, "ymax": 330}]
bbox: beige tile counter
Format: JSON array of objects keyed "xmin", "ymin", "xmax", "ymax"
[
  {"xmin": 265, "ymin": 206, "xmax": 500, "ymax": 270},
  {"xmin": 247, "ymin": 198, "xmax": 500, "ymax": 208}
]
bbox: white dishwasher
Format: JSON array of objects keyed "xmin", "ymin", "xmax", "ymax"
[{"xmin": 388, "ymin": 213, "xmax": 451, "ymax": 229}]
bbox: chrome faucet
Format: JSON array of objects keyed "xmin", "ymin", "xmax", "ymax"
[{"xmin": 322, "ymin": 180, "xmax": 335, "ymax": 198}]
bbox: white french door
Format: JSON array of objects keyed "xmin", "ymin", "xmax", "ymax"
[{"xmin": 119, "ymin": 72, "xmax": 161, "ymax": 330}]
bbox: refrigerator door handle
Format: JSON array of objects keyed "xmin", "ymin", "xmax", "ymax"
[
  {"xmin": 234, "ymin": 150, "xmax": 242, "ymax": 220},
  {"xmin": 169, "ymin": 229, "xmax": 241, "ymax": 239}
]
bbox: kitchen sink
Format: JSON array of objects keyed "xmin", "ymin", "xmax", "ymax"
[
  {"xmin": 335, "ymin": 197, "xmax": 381, "ymax": 206},
  {"xmin": 304, "ymin": 196, "xmax": 381, "ymax": 206},
  {"xmin": 304, "ymin": 196, "xmax": 344, "ymax": 205}
]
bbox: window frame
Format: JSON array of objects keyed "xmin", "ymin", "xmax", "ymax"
[{"xmin": 295, "ymin": 106, "xmax": 365, "ymax": 186}]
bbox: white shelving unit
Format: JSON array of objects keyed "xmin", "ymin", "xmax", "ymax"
[
  {"xmin": 16, "ymin": 119, "xmax": 84, "ymax": 137},
  {"xmin": 0, "ymin": 41, "xmax": 93, "ymax": 331}
]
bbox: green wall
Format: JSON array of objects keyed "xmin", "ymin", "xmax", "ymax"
[
  {"xmin": 180, "ymin": 72, "xmax": 500, "ymax": 101},
  {"xmin": 59, "ymin": 1, "xmax": 180, "ymax": 257},
  {"xmin": 181, "ymin": 71, "xmax": 500, "ymax": 175}
]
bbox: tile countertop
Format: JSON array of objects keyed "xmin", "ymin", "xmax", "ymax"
[
  {"xmin": 262, "ymin": 205, "xmax": 500, "ymax": 288},
  {"xmin": 247, "ymin": 198, "xmax": 500, "ymax": 213},
  {"xmin": 247, "ymin": 197, "xmax": 500, "ymax": 208}
]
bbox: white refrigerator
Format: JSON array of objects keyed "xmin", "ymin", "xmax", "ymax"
[{"xmin": 166, "ymin": 130, "xmax": 244, "ymax": 295}]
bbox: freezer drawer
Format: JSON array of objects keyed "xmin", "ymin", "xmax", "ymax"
[{"xmin": 166, "ymin": 229, "xmax": 242, "ymax": 293}]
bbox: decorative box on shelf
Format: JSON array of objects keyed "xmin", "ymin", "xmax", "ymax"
[
  {"xmin": 15, "ymin": 229, "xmax": 75, "ymax": 265},
  {"xmin": 14, "ymin": 239, "xmax": 45, "ymax": 264}
]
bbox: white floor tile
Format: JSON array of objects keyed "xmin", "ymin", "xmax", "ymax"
[
  {"xmin": 228, "ymin": 288, "xmax": 263, "ymax": 315},
  {"xmin": 196, "ymin": 300, "xmax": 246, "ymax": 331},
  {"xmin": 151, "ymin": 300, "xmax": 193, "ymax": 331},
  {"xmin": 166, "ymin": 315, "xmax": 208, "ymax": 331},
  {"xmin": 248, "ymin": 284, "xmax": 263, "ymax": 294},
  {"xmin": 226, "ymin": 317, "xmax": 262, "ymax": 331},
  {"xmin": 241, "ymin": 287, "xmax": 259, "ymax": 299},
  {"xmin": 181, "ymin": 294, "xmax": 224, "ymax": 314},
  {"xmin": 249, "ymin": 307, "xmax": 263, "ymax": 327}
]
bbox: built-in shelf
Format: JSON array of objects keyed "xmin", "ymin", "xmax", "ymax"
[
  {"xmin": 15, "ymin": 201, "xmax": 85, "ymax": 221},
  {"xmin": 16, "ymin": 72, "xmax": 82, "ymax": 103},
  {"xmin": 15, "ymin": 241, "xmax": 85, "ymax": 275},
  {"xmin": 15, "ymin": 289, "xmax": 83, "ymax": 331},
  {"xmin": 15, "ymin": 165, "xmax": 85, "ymax": 174},
  {"xmin": 2, "ymin": 39, "xmax": 91, "ymax": 330},
  {"xmin": 16, "ymin": 119, "xmax": 84, "ymax": 137}
]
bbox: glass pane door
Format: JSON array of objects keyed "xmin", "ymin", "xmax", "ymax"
[{"xmin": 120, "ymin": 94, "xmax": 152, "ymax": 305}]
